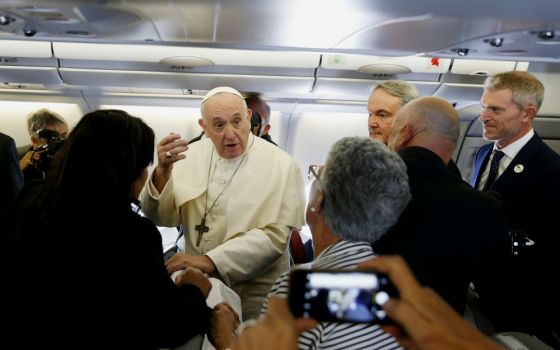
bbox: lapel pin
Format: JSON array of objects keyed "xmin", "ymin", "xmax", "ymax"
[{"xmin": 514, "ymin": 164, "xmax": 524, "ymax": 173}]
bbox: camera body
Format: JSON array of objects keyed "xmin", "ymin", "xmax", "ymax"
[
  {"xmin": 250, "ymin": 111, "xmax": 262, "ymax": 136},
  {"xmin": 33, "ymin": 128, "xmax": 65, "ymax": 173},
  {"xmin": 288, "ymin": 269, "xmax": 397, "ymax": 324}
]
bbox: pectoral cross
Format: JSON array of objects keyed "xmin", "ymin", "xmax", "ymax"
[{"xmin": 195, "ymin": 217, "xmax": 209, "ymax": 246}]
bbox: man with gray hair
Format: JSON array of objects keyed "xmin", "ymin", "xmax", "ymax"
[
  {"xmin": 367, "ymin": 80, "xmax": 419, "ymax": 144},
  {"xmin": 368, "ymin": 80, "xmax": 462, "ymax": 176},
  {"xmin": 19, "ymin": 108, "xmax": 68, "ymax": 182},
  {"xmin": 263, "ymin": 136, "xmax": 410, "ymax": 349},
  {"xmin": 374, "ymin": 96, "xmax": 511, "ymax": 315},
  {"xmin": 141, "ymin": 86, "xmax": 305, "ymax": 321}
]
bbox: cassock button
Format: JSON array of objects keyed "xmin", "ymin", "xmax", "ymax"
[{"xmin": 514, "ymin": 164, "xmax": 524, "ymax": 173}]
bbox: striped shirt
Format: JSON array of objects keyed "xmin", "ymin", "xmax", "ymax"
[{"xmin": 263, "ymin": 240, "xmax": 402, "ymax": 350}]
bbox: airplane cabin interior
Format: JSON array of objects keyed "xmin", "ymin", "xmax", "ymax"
[{"xmin": 2, "ymin": 1, "xmax": 560, "ymax": 349}]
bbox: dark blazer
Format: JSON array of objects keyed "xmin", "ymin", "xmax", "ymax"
[
  {"xmin": 261, "ymin": 133, "xmax": 278, "ymax": 146},
  {"xmin": 0, "ymin": 133, "xmax": 23, "ymax": 216},
  {"xmin": 470, "ymin": 133, "xmax": 560, "ymax": 339},
  {"xmin": 6, "ymin": 188, "xmax": 212, "ymax": 349},
  {"xmin": 374, "ymin": 146, "xmax": 510, "ymax": 314}
]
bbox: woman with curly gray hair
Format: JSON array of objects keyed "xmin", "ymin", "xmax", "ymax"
[{"xmin": 264, "ymin": 136, "xmax": 411, "ymax": 350}]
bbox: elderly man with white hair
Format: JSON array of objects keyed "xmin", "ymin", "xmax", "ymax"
[{"xmin": 141, "ymin": 87, "xmax": 305, "ymax": 320}]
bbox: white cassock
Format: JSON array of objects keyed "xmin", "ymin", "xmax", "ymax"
[{"xmin": 142, "ymin": 133, "xmax": 305, "ymax": 320}]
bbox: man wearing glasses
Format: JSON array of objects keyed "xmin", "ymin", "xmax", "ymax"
[{"xmin": 264, "ymin": 136, "xmax": 410, "ymax": 350}]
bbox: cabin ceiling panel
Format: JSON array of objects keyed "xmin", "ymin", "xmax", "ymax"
[{"xmin": 1, "ymin": 1, "xmax": 560, "ymax": 62}]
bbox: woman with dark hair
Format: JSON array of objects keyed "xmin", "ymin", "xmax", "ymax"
[{"xmin": 6, "ymin": 110, "xmax": 236, "ymax": 349}]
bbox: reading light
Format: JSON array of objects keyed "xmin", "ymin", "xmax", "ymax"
[
  {"xmin": 0, "ymin": 14, "xmax": 14, "ymax": 25},
  {"xmin": 159, "ymin": 56, "xmax": 214, "ymax": 67},
  {"xmin": 23, "ymin": 24, "xmax": 37, "ymax": 37},
  {"xmin": 455, "ymin": 48, "xmax": 469, "ymax": 57},
  {"xmin": 485, "ymin": 38, "xmax": 504, "ymax": 47},
  {"xmin": 537, "ymin": 31, "xmax": 555, "ymax": 40}
]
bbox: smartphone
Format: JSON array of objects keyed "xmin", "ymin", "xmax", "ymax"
[
  {"xmin": 288, "ymin": 269, "xmax": 397, "ymax": 324},
  {"xmin": 163, "ymin": 245, "xmax": 178, "ymax": 263}
]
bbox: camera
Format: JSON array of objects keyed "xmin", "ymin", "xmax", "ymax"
[
  {"xmin": 288, "ymin": 269, "xmax": 397, "ymax": 324},
  {"xmin": 32, "ymin": 128, "xmax": 65, "ymax": 173},
  {"xmin": 250, "ymin": 111, "xmax": 262, "ymax": 136},
  {"xmin": 23, "ymin": 24, "xmax": 37, "ymax": 37}
]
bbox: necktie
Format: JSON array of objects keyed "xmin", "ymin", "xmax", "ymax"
[{"xmin": 483, "ymin": 150, "xmax": 505, "ymax": 191}]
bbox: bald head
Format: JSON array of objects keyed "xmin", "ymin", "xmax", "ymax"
[{"xmin": 388, "ymin": 96, "xmax": 460, "ymax": 161}]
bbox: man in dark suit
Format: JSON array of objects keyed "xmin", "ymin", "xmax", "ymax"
[
  {"xmin": 470, "ymin": 71, "xmax": 560, "ymax": 347},
  {"xmin": 374, "ymin": 96, "xmax": 510, "ymax": 318},
  {"xmin": 0, "ymin": 132, "xmax": 23, "ymax": 216},
  {"xmin": 0, "ymin": 132, "xmax": 24, "ymax": 261}
]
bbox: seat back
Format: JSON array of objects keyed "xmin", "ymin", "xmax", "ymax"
[{"xmin": 455, "ymin": 115, "xmax": 560, "ymax": 181}]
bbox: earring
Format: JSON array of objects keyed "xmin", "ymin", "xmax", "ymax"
[{"xmin": 310, "ymin": 207, "xmax": 316, "ymax": 213}]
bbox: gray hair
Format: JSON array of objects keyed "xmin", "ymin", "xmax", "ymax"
[
  {"xmin": 26, "ymin": 109, "xmax": 67, "ymax": 140},
  {"xmin": 321, "ymin": 136, "xmax": 411, "ymax": 243},
  {"xmin": 484, "ymin": 71, "xmax": 544, "ymax": 110},
  {"xmin": 374, "ymin": 80, "xmax": 420, "ymax": 107}
]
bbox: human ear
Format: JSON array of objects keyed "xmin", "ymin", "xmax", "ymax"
[
  {"xmin": 523, "ymin": 105, "xmax": 537, "ymax": 121},
  {"xmin": 198, "ymin": 118, "xmax": 207, "ymax": 131},
  {"xmin": 312, "ymin": 189, "xmax": 325, "ymax": 213},
  {"xmin": 262, "ymin": 124, "xmax": 271, "ymax": 135}
]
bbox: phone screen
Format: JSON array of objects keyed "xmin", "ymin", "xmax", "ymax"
[{"xmin": 288, "ymin": 269, "xmax": 397, "ymax": 324}]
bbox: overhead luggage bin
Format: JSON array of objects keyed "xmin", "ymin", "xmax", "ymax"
[
  {"xmin": 321, "ymin": 54, "xmax": 451, "ymax": 74},
  {"xmin": 53, "ymin": 42, "xmax": 319, "ymax": 93},
  {"xmin": 313, "ymin": 76, "xmax": 440, "ymax": 100},
  {"xmin": 0, "ymin": 40, "xmax": 52, "ymax": 58},
  {"xmin": 52, "ymin": 42, "xmax": 321, "ymax": 69},
  {"xmin": 450, "ymin": 59, "xmax": 527, "ymax": 76},
  {"xmin": 58, "ymin": 68, "xmax": 315, "ymax": 94},
  {"xmin": 0, "ymin": 66, "xmax": 63, "ymax": 86},
  {"xmin": 315, "ymin": 53, "xmax": 450, "ymax": 99}
]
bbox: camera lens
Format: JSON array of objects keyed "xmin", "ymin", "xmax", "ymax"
[
  {"xmin": 23, "ymin": 25, "xmax": 37, "ymax": 37},
  {"xmin": 0, "ymin": 15, "xmax": 14, "ymax": 25}
]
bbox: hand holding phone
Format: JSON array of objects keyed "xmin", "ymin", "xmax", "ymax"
[
  {"xmin": 288, "ymin": 269, "xmax": 397, "ymax": 324},
  {"xmin": 163, "ymin": 245, "xmax": 178, "ymax": 263}
]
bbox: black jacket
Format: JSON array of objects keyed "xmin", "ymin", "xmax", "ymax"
[
  {"xmin": 0, "ymin": 133, "xmax": 23, "ymax": 216},
  {"xmin": 6, "ymin": 187, "xmax": 212, "ymax": 349},
  {"xmin": 374, "ymin": 146, "xmax": 510, "ymax": 314},
  {"xmin": 470, "ymin": 133, "xmax": 560, "ymax": 340}
]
